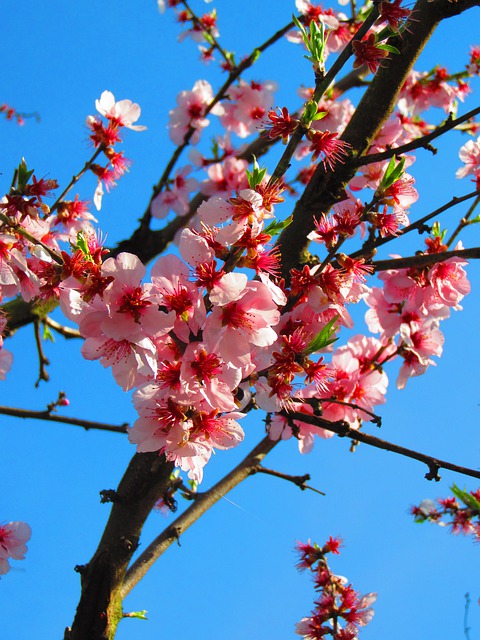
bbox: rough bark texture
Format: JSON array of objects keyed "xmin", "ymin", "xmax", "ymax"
[{"xmin": 65, "ymin": 454, "xmax": 174, "ymax": 640}]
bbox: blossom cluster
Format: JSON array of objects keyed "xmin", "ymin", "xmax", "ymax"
[
  {"xmin": 412, "ymin": 485, "xmax": 480, "ymax": 540},
  {"xmin": 295, "ymin": 538, "xmax": 376, "ymax": 640},
  {"xmin": 0, "ymin": 521, "xmax": 31, "ymax": 575}
]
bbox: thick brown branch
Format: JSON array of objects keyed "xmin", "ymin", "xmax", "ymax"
[
  {"xmin": 121, "ymin": 435, "xmax": 278, "ymax": 598},
  {"xmin": 66, "ymin": 454, "xmax": 175, "ymax": 640}
]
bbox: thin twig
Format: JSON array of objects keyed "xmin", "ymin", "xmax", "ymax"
[
  {"xmin": 287, "ymin": 411, "xmax": 480, "ymax": 482},
  {"xmin": 464, "ymin": 592, "xmax": 472, "ymax": 640},
  {"xmin": 356, "ymin": 106, "xmax": 480, "ymax": 167},
  {"xmin": 446, "ymin": 194, "xmax": 480, "ymax": 248},
  {"xmin": 251, "ymin": 465, "xmax": 325, "ymax": 495},
  {"xmin": 0, "ymin": 405, "xmax": 128, "ymax": 434},
  {"xmin": 33, "ymin": 318, "xmax": 50, "ymax": 387},
  {"xmin": 349, "ymin": 189, "xmax": 480, "ymax": 261},
  {"xmin": 50, "ymin": 146, "xmax": 104, "ymax": 214},
  {"xmin": 42, "ymin": 316, "xmax": 82, "ymax": 339},
  {"xmin": 372, "ymin": 247, "xmax": 480, "ymax": 271}
]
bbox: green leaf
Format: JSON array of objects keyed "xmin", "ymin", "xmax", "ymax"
[
  {"xmin": 378, "ymin": 155, "xmax": 405, "ymax": 192},
  {"xmin": 451, "ymin": 484, "xmax": 480, "ymax": 511},
  {"xmin": 431, "ymin": 221, "xmax": 447, "ymax": 240},
  {"xmin": 301, "ymin": 100, "xmax": 320, "ymax": 125},
  {"xmin": 74, "ymin": 231, "xmax": 92, "ymax": 260},
  {"xmin": 246, "ymin": 156, "xmax": 267, "ymax": 189},
  {"xmin": 264, "ymin": 215, "xmax": 293, "ymax": 237},
  {"xmin": 304, "ymin": 315, "xmax": 339, "ymax": 355},
  {"xmin": 17, "ymin": 158, "xmax": 34, "ymax": 192},
  {"xmin": 376, "ymin": 43, "xmax": 400, "ymax": 55},
  {"xmin": 42, "ymin": 325, "xmax": 55, "ymax": 343}
]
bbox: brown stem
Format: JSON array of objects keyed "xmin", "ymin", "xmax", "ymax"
[
  {"xmin": 121, "ymin": 435, "xmax": 277, "ymax": 598},
  {"xmin": 287, "ymin": 411, "xmax": 480, "ymax": 482},
  {"xmin": 356, "ymin": 105, "xmax": 480, "ymax": 167},
  {"xmin": 0, "ymin": 404, "xmax": 128, "ymax": 434},
  {"xmin": 33, "ymin": 318, "xmax": 50, "ymax": 386},
  {"xmin": 251, "ymin": 465, "xmax": 326, "ymax": 495},
  {"xmin": 66, "ymin": 453, "xmax": 175, "ymax": 640},
  {"xmin": 372, "ymin": 247, "xmax": 480, "ymax": 271}
]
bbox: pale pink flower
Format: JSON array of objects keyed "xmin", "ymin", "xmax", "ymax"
[
  {"xmin": 397, "ymin": 323, "xmax": 444, "ymax": 389},
  {"xmin": 100, "ymin": 253, "xmax": 174, "ymax": 341},
  {"xmin": 456, "ymin": 137, "xmax": 480, "ymax": 179},
  {"xmin": 168, "ymin": 80, "xmax": 224, "ymax": 146},
  {"xmin": 200, "ymin": 157, "xmax": 249, "ymax": 197},
  {"xmin": 428, "ymin": 257, "xmax": 471, "ymax": 308},
  {"xmin": 82, "ymin": 335, "xmax": 158, "ymax": 391},
  {"xmin": 180, "ymin": 342, "xmax": 240, "ymax": 411},
  {"xmin": 151, "ymin": 166, "xmax": 199, "ymax": 219},
  {"xmin": 95, "ymin": 90, "xmax": 146, "ymax": 131},
  {"xmin": 203, "ymin": 280, "xmax": 280, "ymax": 367},
  {"xmin": 0, "ymin": 345, "xmax": 13, "ymax": 380},
  {"xmin": 219, "ymin": 79, "xmax": 277, "ymax": 138},
  {"xmin": 150, "ymin": 254, "xmax": 206, "ymax": 341},
  {"xmin": 0, "ymin": 521, "xmax": 31, "ymax": 575}
]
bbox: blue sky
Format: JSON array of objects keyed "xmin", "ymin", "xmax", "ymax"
[{"xmin": 1, "ymin": 1, "xmax": 480, "ymax": 639}]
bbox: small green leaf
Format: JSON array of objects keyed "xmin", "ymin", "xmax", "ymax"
[
  {"xmin": 451, "ymin": 484, "xmax": 480, "ymax": 511},
  {"xmin": 301, "ymin": 100, "xmax": 320, "ymax": 125},
  {"xmin": 246, "ymin": 156, "xmax": 267, "ymax": 189},
  {"xmin": 251, "ymin": 48, "xmax": 261, "ymax": 63},
  {"xmin": 42, "ymin": 325, "xmax": 55, "ymax": 343},
  {"xmin": 123, "ymin": 610, "xmax": 148, "ymax": 620},
  {"xmin": 378, "ymin": 155, "xmax": 405, "ymax": 192},
  {"xmin": 74, "ymin": 231, "xmax": 92, "ymax": 260},
  {"xmin": 376, "ymin": 43, "xmax": 400, "ymax": 55},
  {"xmin": 304, "ymin": 316, "xmax": 338, "ymax": 355},
  {"xmin": 264, "ymin": 215, "xmax": 293, "ymax": 237},
  {"xmin": 17, "ymin": 158, "xmax": 35, "ymax": 191}
]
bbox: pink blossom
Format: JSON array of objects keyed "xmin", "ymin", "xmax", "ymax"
[
  {"xmin": 219, "ymin": 79, "xmax": 277, "ymax": 138},
  {"xmin": 397, "ymin": 323, "xmax": 444, "ymax": 389},
  {"xmin": 456, "ymin": 136, "xmax": 480, "ymax": 180},
  {"xmin": 150, "ymin": 254, "xmax": 206, "ymax": 341},
  {"xmin": 82, "ymin": 334, "xmax": 158, "ymax": 391},
  {"xmin": 95, "ymin": 91, "xmax": 146, "ymax": 131},
  {"xmin": 168, "ymin": 80, "xmax": 224, "ymax": 146},
  {"xmin": 0, "ymin": 521, "xmax": 31, "ymax": 575},
  {"xmin": 203, "ymin": 280, "xmax": 281, "ymax": 368},
  {"xmin": 151, "ymin": 166, "xmax": 199, "ymax": 219},
  {"xmin": 200, "ymin": 157, "xmax": 249, "ymax": 197},
  {"xmin": 100, "ymin": 252, "xmax": 174, "ymax": 341}
]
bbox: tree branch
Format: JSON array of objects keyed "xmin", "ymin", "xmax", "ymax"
[
  {"xmin": 121, "ymin": 435, "xmax": 278, "ymax": 598},
  {"xmin": 356, "ymin": 105, "xmax": 480, "ymax": 167},
  {"xmin": 250, "ymin": 465, "xmax": 326, "ymax": 495},
  {"xmin": 0, "ymin": 405, "xmax": 128, "ymax": 434},
  {"xmin": 372, "ymin": 247, "xmax": 480, "ymax": 271},
  {"xmin": 287, "ymin": 411, "xmax": 480, "ymax": 482}
]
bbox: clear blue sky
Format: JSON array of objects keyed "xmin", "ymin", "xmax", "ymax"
[{"xmin": 1, "ymin": 1, "xmax": 480, "ymax": 639}]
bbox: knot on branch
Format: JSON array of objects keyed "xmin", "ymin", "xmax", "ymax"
[
  {"xmin": 100, "ymin": 489, "xmax": 120, "ymax": 503},
  {"xmin": 120, "ymin": 536, "xmax": 137, "ymax": 552},
  {"xmin": 425, "ymin": 461, "xmax": 441, "ymax": 482},
  {"xmin": 336, "ymin": 421, "xmax": 351, "ymax": 437},
  {"xmin": 74, "ymin": 563, "xmax": 88, "ymax": 575}
]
